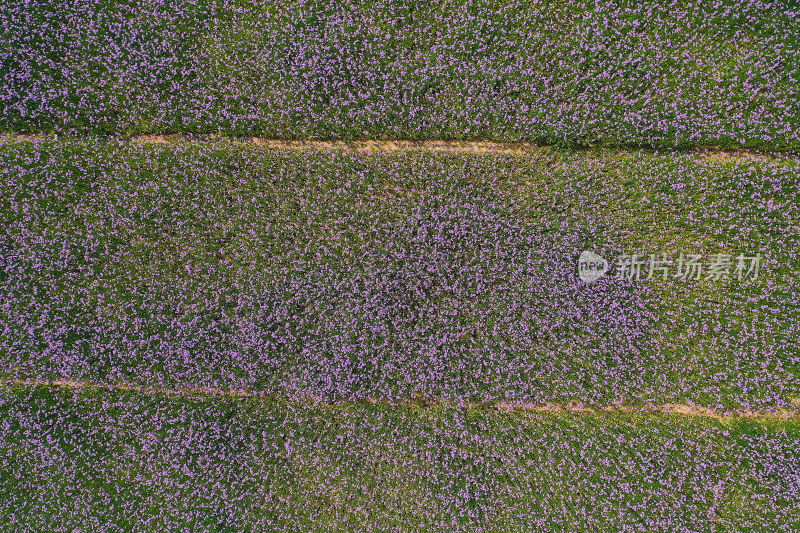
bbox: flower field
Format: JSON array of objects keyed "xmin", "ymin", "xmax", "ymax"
[
  {"xmin": 2, "ymin": 132, "xmax": 800, "ymax": 529},
  {"xmin": 1, "ymin": 382, "xmax": 799, "ymax": 532},
  {"xmin": 2, "ymin": 0, "xmax": 800, "ymax": 529},
  {"xmin": 2, "ymin": 136, "xmax": 798, "ymax": 413},
  {"xmin": 1, "ymin": 0, "xmax": 799, "ymax": 150}
]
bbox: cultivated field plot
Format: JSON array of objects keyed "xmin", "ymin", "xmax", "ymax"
[
  {"xmin": 2, "ymin": 136, "xmax": 798, "ymax": 413},
  {"xmin": 1, "ymin": 0, "xmax": 798, "ymax": 150},
  {"xmin": 3, "ymin": 0, "xmax": 800, "ymax": 529},
  {"xmin": 1, "ymin": 383, "xmax": 799, "ymax": 532}
]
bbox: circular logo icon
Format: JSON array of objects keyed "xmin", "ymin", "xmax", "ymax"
[{"xmin": 578, "ymin": 250, "xmax": 609, "ymax": 282}]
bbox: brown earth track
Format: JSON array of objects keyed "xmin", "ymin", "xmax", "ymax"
[
  {"xmin": 1, "ymin": 133, "xmax": 794, "ymax": 161},
  {"xmin": 2, "ymin": 378, "xmax": 798, "ymax": 422}
]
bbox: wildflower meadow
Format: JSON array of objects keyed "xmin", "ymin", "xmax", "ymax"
[
  {"xmin": 1, "ymin": 0, "xmax": 798, "ymax": 149},
  {"xmin": 1, "ymin": 0, "xmax": 799, "ymax": 530}
]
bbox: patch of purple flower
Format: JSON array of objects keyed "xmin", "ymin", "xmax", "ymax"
[
  {"xmin": 1, "ymin": 137, "xmax": 798, "ymax": 411},
  {"xmin": 1, "ymin": 0, "xmax": 797, "ymax": 150}
]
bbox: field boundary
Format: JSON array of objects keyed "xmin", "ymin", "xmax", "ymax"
[
  {"xmin": 2, "ymin": 378, "xmax": 798, "ymax": 421},
  {"xmin": 2, "ymin": 133, "xmax": 796, "ymax": 160}
]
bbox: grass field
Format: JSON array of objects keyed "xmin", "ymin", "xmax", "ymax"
[{"xmin": 1, "ymin": 0, "xmax": 799, "ymax": 150}]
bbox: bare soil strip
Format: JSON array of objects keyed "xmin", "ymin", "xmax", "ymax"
[
  {"xmin": 2, "ymin": 378, "xmax": 798, "ymax": 421},
  {"xmin": 1, "ymin": 133, "xmax": 794, "ymax": 160}
]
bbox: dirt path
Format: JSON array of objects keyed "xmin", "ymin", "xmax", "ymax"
[
  {"xmin": 2, "ymin": 133, "xmax": 795, "ymax": 161},
  {"xmin": 2, "ymin": 378, "xmax": 798, "ymax": 422}
]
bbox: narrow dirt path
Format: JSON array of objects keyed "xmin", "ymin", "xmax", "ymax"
[
  {"xmin": 2, "ymin": 132, "xmax": 795, "ymax": 161},
  {"xmin": 2, "ymin": 378, "xmax": 798, "ymax": 422}
]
